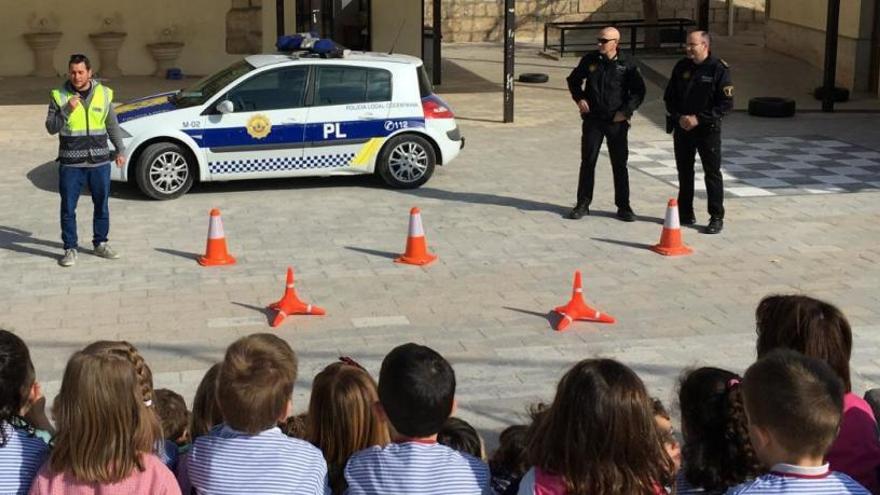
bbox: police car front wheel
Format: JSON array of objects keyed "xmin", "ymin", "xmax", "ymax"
[
  {"xmin": 135, "ymin": 142, "xmax": 195, "ymax": 200},
  {"xmin": 377, "ymin": 135, "xmax": 436, "ymax": 189}
]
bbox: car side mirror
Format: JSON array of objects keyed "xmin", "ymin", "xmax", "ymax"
[{"xmin": 216, "ymin": 100, "xmax": 234, "ymax": 114}]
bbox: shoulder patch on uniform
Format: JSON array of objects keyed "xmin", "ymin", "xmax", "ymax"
[{"xmin": 719, "ymin": 58, "xmax": 730, "ymax": 68}]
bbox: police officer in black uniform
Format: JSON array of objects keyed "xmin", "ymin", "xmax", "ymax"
[
  {"xmin": 565, "ymin": 27, "xmax": 646, "ymax": 221},
  {"xmin": 664, "ymin": 30, "xmax": 733, "ymax": 234}
]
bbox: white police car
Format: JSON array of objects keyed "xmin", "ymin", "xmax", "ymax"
[{"xmin": 113, "ymin": 51, "xmax": 463, "ymax": 200}]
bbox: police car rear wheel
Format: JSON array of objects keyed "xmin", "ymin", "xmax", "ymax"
[
  {"xmin": 378, "ymin": 135, "xmax": 435, "ymax": 189},
  {"xmin": 136, "ymin": 142, "xmax": 195, "ymax": 200}
]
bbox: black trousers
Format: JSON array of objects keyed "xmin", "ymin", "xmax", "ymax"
[
  {"xmin": 673, "ymin": 125, "xmax": 724, "ymax": 219},
  {"xmin": 577, "ymin": 119, "xmax": 630, "ymax": 209}
]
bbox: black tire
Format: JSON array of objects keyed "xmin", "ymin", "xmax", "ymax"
[
  {"xmin": 518, "ymin": 73, "xmax": 549, "ymax": 83},
  {"xmin": 377, "ymin": 134, "xmax": 436, "ymax": 189},
  {"xmin": 813, "ymin": 86, "xmax": 850, "ymax": 102},
  {"xmin": 135, "ymin": 142, "xmax": 196, "ymax": 200},
  {"xmin": 748, "ymin": 97, "xmax": 796, "ymax": 118}
]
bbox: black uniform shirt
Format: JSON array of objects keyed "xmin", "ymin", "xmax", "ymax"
[
  {"xmin": 566, "ymin": 50, "xmax": 646, "ymax": 121},
  {"xmin": 664, "ymin": 54, "xmax": 733, "ymax": 126}
]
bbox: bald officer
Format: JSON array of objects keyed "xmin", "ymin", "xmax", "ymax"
[{"xmin": 565, "ymin": 26, "xmax": 646, "ymax": 221}]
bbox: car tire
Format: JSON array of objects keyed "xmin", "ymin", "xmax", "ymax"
[
  {"xmin": 377, "ymin": 134, "xmax": 436, "ymax": 189},
  {"xmin": 135, "ymin": 142, "xmax": 196, "ymax": 200},
  {"xmin": 748, "ymin": 97, "xmax": 796, "ymax": 118},
  {"xmin": 518, "ymin": 73, "xmax": 549, "ymax": 83}
]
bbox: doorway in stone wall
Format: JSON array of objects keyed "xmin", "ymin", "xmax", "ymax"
[{"xmin": 295, "ymin": 0, "xmax": 370, "ymax": 50}]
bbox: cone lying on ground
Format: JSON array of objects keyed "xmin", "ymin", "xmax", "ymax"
[
  {"xmin": 268, "ymin": 267, "xmax": 325, "ymax": 327},
  {"xmin": 198, "ymin": 208, "xmax": 236, "ymax": 266},
  {"xmin": 553, "ymin": 270, "xmax": 616, "ymax": 331},
  {"xmin": 650, "ymin": 199, "xmax": 693, "ymax": 257},
  {"xmin": 395, "ymin": 207, "xmax": 437, "ymax": 266}
]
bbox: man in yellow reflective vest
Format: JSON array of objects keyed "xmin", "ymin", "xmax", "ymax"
[{"xmin": 45, "ymin": 54, "xmax": 126, "ymax": 267}]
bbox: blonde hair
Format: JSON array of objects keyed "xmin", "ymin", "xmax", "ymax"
[
  {"xmin": 219, "ymin": 333, "xmax": 297, "ymax": 433},
  {"xmin": 49, "ymin": 345, "xmax": 161, "ymax": 483},
  {"xmin": 306, "ymin": 362, "xmax": 390, "ymax": 493}
]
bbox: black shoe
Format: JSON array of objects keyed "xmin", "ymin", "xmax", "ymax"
[
  {"xmin": 567, "ymin": 203, "xmax": 590, "ymax": 220},
  {"xmin": 680, "ymin": 216, "xmax": 696, "ymax": 226},
  {"xmin": 705, "ymin": 217, "xmax": 724, "ymax": 234},
  {"xmin": 616, "ymin": 207, "xmax": 636, "ymax": 222}
]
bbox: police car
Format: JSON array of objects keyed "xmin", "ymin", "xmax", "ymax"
[{"xmin": 113, "ymin": 49, "xmax": 463, "ymax": 200}]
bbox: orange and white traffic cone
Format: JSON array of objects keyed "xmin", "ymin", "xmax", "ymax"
[
  {"xmin": 395, "ymin": 207, "xmax": 437, "ymax": 266},
  {"xmin": 651, "ymin": 199, "xmax": 693, "ymax": 257},
  {"xmin": 553, "ymin": 270, "xmax": 615, "ymax": 331},
  {"xmin": 268, "ymin": 267, "xmax": 325, "ymax": 327},
  {"xmin": 198, "ymin": 208, "xmax": 236, "ymax": 266}
]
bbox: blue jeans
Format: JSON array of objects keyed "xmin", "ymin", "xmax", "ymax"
[{"xmin": 59, "ymin": 163, "xmax": 111, "ymax": 250}]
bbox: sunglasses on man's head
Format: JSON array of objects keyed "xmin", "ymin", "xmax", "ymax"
[{"xmin": 597, "ymin": 38, "xmax": 618, "ymax": 44}]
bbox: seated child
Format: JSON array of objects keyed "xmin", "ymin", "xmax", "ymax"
[
  {"xmin": 30, "ymin": 341, "xmax": 179, "ymax": 494},
  {"xmin": 0, "ymin": 330, "xmax": 51, "ymax": 495},
  {"xmin": 154, "ymin": 388, "xmax": 190, "ymax": 460},
  {"xmin": 674, "ymin": 368, "xmax": 760, "ymax": 494},
  {"xmin": 727, "ymin": 349, "xmax": 870, "ymax": 494},
  {"xmin": 518, "ymin": 359, "xmax": 673, "ymax": 494},
  {"xmin": 344, "ymin": 343, "xmax": 490, "ymax": 494},
  {"xmin": 438, "ymin": 416, "xmax": 485, "ymax": 460},
  {"xmin": 756, "ymin": 294, "xmax": 880, "ymax": 492},
  {"xmin": 179, "ymin": 333, "xmax": 329, "ymax": 494}
]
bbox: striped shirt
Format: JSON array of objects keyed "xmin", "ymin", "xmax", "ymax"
[
  {"xmin": 344, "ymin": 441, "xmax": 491, "ymax": 495},
  {"xmin": 178, "ymin": 424, "xmax": 329, "ymax": 495},
  {"xmin": 0, "ymin": 420, "xmax": 50, "ymax": 495},
  {"xmin": 725, "ymin": 463, "xmax": 870, "ymax": 494}
]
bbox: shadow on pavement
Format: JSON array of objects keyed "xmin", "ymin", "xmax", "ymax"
[{"xmin": 0, "ymin": 226, "xmax": 62, "ymax": 260}]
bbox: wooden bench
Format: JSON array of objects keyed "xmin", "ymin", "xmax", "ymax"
[{"xmin": 543, "ymin": 18, "xmax": 697, "ymax": 57}]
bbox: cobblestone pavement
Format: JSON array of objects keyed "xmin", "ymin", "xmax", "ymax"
[{"xmin": 1, "ymin": 43, "xmax": 879, "ymax": 448}]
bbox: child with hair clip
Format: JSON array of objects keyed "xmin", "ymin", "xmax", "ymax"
[
  {"xmin": 29, "ymin": 342, "xmax": 179, "ymax": 494},
  {"xmin": 755, "ymin": 294, "xmax": 880, "ymax": 492},
  {"xmin": 519, "ymin": 359, "xmax": 673, "ymax": 495},
  {"xmin": 675, "ymin": 368, "xmax": 761, "ymax": 494},
  {"xmin": 0, "ymin": 330, "xmax": 51, "ymax": 495},
  {"xmin": 305, "ymin": 357, "xmax": 390, "ymax": 494},
  {"xmin": 78, "ymin": 341, "xmax": 180, "ymax": 471}
]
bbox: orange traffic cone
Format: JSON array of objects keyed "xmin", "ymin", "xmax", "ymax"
[
  {"xmin": 198, "ymin": 208, "xmax": 236, "ymax": 266},
  {"xmin": 651, "ymin": 199, "xmax": 693, "ymax": 256},
  {"xmin": 268, "ymin": 267, "xmax": 325, "ymax": 327},
  {"xmin": 553, "ymin": 270, "xmax": 615, "ymax": 331},
  {"xmin": 395, "ymin": 207, "xmax": 437, "ymax": 266}
]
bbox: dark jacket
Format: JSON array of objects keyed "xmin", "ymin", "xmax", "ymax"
[
  {"xmin": 566, "ymin": 50, "xmax": 646, "ymax": 121},
  {"xmin": 663, "ymin": 54, "xmax": 733, "ymax": 128}
]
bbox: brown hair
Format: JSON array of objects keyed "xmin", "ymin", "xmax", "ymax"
[
  {"xmin": 191, "ymin": 363, "xmax": 223, "ymax": 439},
  {"xmin": 743, "ymin": 349, "xmax": 844, "ymax": 459},
  {"xmin": 154, "ymin": 389, "xmax": 189, "ymax": 443},
  {"xmin": 81, "ymin": 341, "xmax": 155, "ymax": 404},
  {"xmin": 306, "ymin": 362, "xmax": 389, "ymax": 493},
  {"xmin": 755, "ymin": 294, "xmax": 852, "ymax": 391},
  {"xmin": 49, "ymin": 346, "xmax": 162, "ymax": 483},
  {"xmin": 219, "ymin": 333, "xmax": 297, "ymax": 433},
  {"xmin": 528, "ymin": 359, "xmax": 673, "ymax": 495}
]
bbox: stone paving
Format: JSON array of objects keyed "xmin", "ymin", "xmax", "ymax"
[{"xmin": 1, "ymin": 41, "xmax": 879, "ymax": 449}]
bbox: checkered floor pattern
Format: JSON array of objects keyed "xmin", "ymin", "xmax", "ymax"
[{"xmin": 626, "ymin": 135, "xmax": 880, "ymax": 197}]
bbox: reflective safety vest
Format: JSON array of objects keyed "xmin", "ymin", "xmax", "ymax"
[{"xmin": 51, "ymin": 83, "xmax": 113, "ymax": 164}]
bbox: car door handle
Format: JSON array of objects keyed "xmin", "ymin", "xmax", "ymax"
[
  {"xmin": 357, "ymin": 113, "xmax": 375, "ymax": 120},
  {"xmin": 283, "ymin": 117, "xmax": 299, "ymax": 123}
]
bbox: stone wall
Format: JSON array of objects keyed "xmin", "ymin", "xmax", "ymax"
[
  {"xmin": 227, "ymin": 0, "xmax": 263, "ymax": 54},
  {"xmin": 425, "ymin": 0, "xmax": 765, "ymax": 42}
]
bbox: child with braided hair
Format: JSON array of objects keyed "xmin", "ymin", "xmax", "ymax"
[
  {"xmin": 0, "ymin": 330, "xmax": 51, "ymax": 494},
  {"xmin": 675, "ymin": 367, "xmax": 761, "ymax": 494},
  {"xmin": 29, "ymin": 342, "xmax": 179, "ymax": 494}
]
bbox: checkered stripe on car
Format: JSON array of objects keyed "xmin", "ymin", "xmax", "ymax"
[{"xmin": 209, "ymin": 153, "xmax": 356, "ymax": 174}]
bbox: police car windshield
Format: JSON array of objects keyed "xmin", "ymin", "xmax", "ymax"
[{"xmin": 173, "ymin": 60, "xmax": 254, "ymax": 108}]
